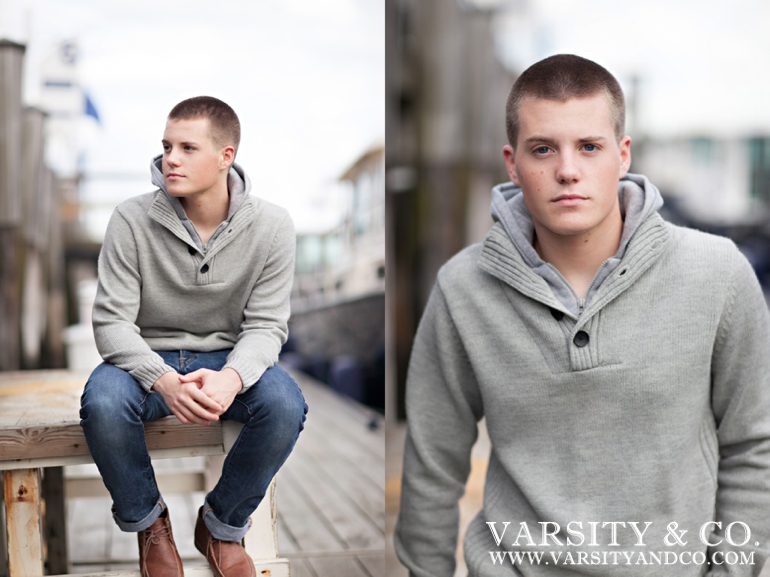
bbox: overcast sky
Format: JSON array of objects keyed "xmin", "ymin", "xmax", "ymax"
[
  {"xmin": 1, "ymin": 0, "xmax": 384, "ymax": 235},
  {"xmin": 495, "ymin": 0, "xmax": 770, "ymax": 138}
]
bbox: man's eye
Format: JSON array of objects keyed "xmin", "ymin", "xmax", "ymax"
[
  {"xmin": 535, "ymin": 146, "xmax": 550, "ymax": 155},
  {"xmin": 583, "ymin": 143, "xmax": 597, "ymax": 152}
]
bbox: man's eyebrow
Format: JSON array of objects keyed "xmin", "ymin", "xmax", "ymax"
[
  {"xmin": 161, "ymin": 139, "xmax": 200, "ymax": 146},
  {"xmin": 523, "ymin": 135, "xmax": 557, "ymax": 146},
  {"xmin": 523, "ymin": 135, "xmax": 609, "ymax": 145},
  {"xmin": 578, "ymin": 136, "xmax": 608, "ymax": 143}
]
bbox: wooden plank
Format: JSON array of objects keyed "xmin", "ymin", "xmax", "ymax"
[
  {"xmin": 0, "ymin": 418, "xmax": 226, "ymax": 462},
  {"xmin": 66, "ymin": 472, "xmax": 206, "ymax": 499},
  {"xmin": 47, "ymin": 559, "xmax": 290, "ymax": 577},
  {"xmin": 284, "ymin": 450, "xmax": 383, "ymax": 551},
  {"xmin": 357, "ymin": 552, "xmax": 385, "ymax": 577},
  {"xmin": 287, "ymin": 558, "xmax": 317, "ymax": 577},
  {"xmin": 306, "ymin": 554, "xmax": 370, "ymax": 577},
  {"xmin": 0, "ymin": 373, "xmax": 232, "ymax": 463},
  {"xmin": 292, "ymin": 432, "xmax": 384, "ymax": 528},
  {"xmin": 4, "ymin": 468, "xmax": 44, "ymax": 577},
  {"xmin": 275, "ymin": 466, "xmax": 346, "ymax": 553}
]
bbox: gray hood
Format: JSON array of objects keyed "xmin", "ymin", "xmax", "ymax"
[
  {"xmin": 150, "ymin": 154, "xmax": 251, "ymax": 251},
  {"xmin": 489, "ymin": 173, "xmax": 664, "ymax": 315}
]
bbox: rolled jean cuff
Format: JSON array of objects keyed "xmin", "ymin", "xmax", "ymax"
[
  {"xmin": 203, "ymin": 500, "xmax": 252, "ymax": 542},
  {"xmin": 113, "ymin": 498, "xmax": 165, "ymax": 532}
]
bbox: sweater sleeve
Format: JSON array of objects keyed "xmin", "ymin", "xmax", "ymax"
[
  {"xmin": 706, "ymin": 250, "xmax": 770, "ymax": 575},
  {"xmin": 223, "ymin": 211, "xmax": 295, "ymax": 391},
  {"xmin": 394, "ymin": 280, "xmax": 485, "ymax": 577},
  {"xmin": 92, "ymin": 209, "xmax": 175, "ymax": 390}
]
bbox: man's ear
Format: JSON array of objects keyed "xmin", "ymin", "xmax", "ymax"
[
  {"xmin": 618, "ymin": 135, "xmax": 632, "ymax": 178},
  {"xmin": 220, "ymin": 145, "xmax": 236, "ymax": 170},
  {"xmin": 503, "ymin": 144, "xmax": 520, "ymax": 186}
]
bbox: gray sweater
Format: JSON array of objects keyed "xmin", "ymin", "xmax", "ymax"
[
  {"xmin": 92, "ymin": 159, "xmax": 295, "ymax": 391},
  {"xmin": 395, "ymin": 177, "xmax": 770, "ymax": 576}
]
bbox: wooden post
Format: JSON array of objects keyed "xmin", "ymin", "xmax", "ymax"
[
  {"xmin": 0, "ymin": 40, "xmax": 26, "ymax": 371},
  {"xmin": 41, "ymin": 467, "xmax": 68, "ymax": 574},
  {"xmin": 3, "ymin": 469, "xmax": 44, "ymax": 577},
  {"xmin": 0, "ymin": 474, "xmax": 7, "ymax": 577},
  {"xmin": 45, "ymin": 171, "xmax": 67, "ymax": 369},
  {"xmin": 20, "ymin": 107, "xmax": 48, "ymax": 369}
]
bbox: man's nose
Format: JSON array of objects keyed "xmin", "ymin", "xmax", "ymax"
[
  {"xmin": 555, "ymin": 151, "xmax": 580, "ymax": 184},
  {"xmin": 165, "ymin": 149, "xmax": 181, "ymax": 167}
]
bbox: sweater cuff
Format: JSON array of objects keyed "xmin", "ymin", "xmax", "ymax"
[
  {"xmin": 132, "ymin": 362, "xmax": 176, "ymax": 392},
  {"xmin": 223, "ymin": 357, "xmax": 269, "ymax": 393}
]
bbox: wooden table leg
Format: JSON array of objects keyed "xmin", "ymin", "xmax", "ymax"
[
  {"xmin": 3, "ymin": 469, "xmax": 43, "ymax": 577},
  {"xmin": 0, "ymin": 474, "xmax": 7, "ymax": 577},
  {"xmin": 42, "ymin": 467, "xmax": 68, "ymax": 574}
]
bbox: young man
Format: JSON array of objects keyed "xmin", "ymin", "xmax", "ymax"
[
  {"xmin": 80, "ymin": 96, "xmax": 307, "ymax": 577},
  {"xmin": 395, "ymin": 55, "xmax": 770, "ymax": 576}
]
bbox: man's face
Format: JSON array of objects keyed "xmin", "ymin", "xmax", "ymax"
[
  {"xmin": 162, "ymin": 117, "xmax": 228, "ymax": 198},
  {"xmin": 503, "ymin": 93, "xmax": 631, "ymax": 244}
]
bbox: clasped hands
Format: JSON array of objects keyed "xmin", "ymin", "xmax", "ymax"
[{"xmin": 152, "ymin": 367, "xmax": 243, "ymax": 426}]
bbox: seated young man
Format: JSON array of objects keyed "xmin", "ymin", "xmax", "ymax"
[
  {"xmin": 80, "ymin": 96, "xmax": 307, "ymax": 577},
  {"xmin": 395, "ymin": 55, "xmax": 770, "ymax": 576}
]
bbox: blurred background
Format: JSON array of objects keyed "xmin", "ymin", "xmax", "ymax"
[
  {"xmin": 385, "ymin": 0, "xmax": 770, "ymax": 575},
  {"xmin": 0, "ymin": 1, "xmax": 385, "ymax": 574}
]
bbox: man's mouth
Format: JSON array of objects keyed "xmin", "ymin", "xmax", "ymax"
[{"xmin": 553, "ymin": 194, "xmax": 587, "ymax": 206}]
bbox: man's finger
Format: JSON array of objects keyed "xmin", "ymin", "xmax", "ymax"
[
  {"xmin": 188, "ymin": 386, "xmax": 223, "ymax": 413},
  {"xmin": 172, "ymin": 405, "xmax": 210, "ymax": 426},
  {"xmin": 180, "ymin": 392, "xmax": 221, "ymax": 422},
  {"xmin": 179, "ymin": 369, "xmax": 206, "ymax": 383}
]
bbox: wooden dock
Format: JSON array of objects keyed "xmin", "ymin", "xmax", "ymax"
[{"xmin": 1, "ymin": 368, "xmax": 384, "ymax": 577}]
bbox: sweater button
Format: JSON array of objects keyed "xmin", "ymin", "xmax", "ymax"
[
  {"xmin": 188, "ymin": 246, "xmax": 196, "ymax": 255},
  {"xmin": 573, "ymin": 331, "xmax": 589, "ymax": 347},
  {"xmin": 200, "ymin": 264, "xmax": 209, "ymax": 273},
  {"xmin": 550, "ymin": 308, "xmax": 564, "ymax": 321}
]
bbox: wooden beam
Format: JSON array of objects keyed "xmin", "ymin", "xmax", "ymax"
[
  {"xmin": 3, "ymin": 468, "xmax": 44, "ymax": 577},
  {"xmin": 0, "ymin": 417, "xmax": 225, "ymax": 462},
  {"xmin": 45, "ymin": 560, "xmax": 290, "ymax": 577},
  {"xmin": 41, "ymin": 467, "xmax": 68, "ymax": 574},
  {"xmin": 66, "ymin": 472, "xmax": 206, "ymax": 499}
]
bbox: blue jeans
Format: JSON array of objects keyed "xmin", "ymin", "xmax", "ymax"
[{"xmin": 80, "ymin": 350, "xmax": 307, "ymax": 541}]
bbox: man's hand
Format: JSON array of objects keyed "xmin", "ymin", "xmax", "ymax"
[
  {"xmin": 152, "ymin": 371, "xmax": 223, "ymax": 425},
  {"xmin": 178, "ymin": 367, "xmax": 243, "ymax": 416}
]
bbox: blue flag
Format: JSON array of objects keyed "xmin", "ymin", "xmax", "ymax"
[{"xmin": 84, "ymin": 92, "xmax": 101, "ymax": 124}]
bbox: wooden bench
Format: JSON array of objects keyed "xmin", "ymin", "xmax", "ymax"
[{"xmin": 0, "ymin": 370, "xmax": 289, "ymax": 577}]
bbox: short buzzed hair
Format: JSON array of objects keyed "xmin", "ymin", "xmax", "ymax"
[
  {"xmin": 168, "ymin": 96, "xmax": 241, "ymax": 153},
  {"xmin": 505, "ymin": 54, "xmax": 625, "ymax": 148}
]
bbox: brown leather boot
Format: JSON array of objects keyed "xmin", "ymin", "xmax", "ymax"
[
  {"xmin": 138, "ymin": 507, "xmax": 184, "ymax": 577},
  {"xmin": 194, "ymin": 507, "xmax": 256, "ymax": 577}
]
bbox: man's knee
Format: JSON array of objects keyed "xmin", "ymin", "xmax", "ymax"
[
  {"xmin": 80, "ymin": 362, "xmax": 143, "ymax": 423},
  {"xmin": 251, "ymin": 365, "xmax": 308, "ymax": 431}
]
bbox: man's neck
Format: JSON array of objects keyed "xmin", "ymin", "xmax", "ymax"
[
  {"xmin": 533, "ymin": 211, "xmax": 623, "ymax": 300},
  {"xmin": 179, "ymin": 180, "xmax": 230, "ymax": 244}
]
